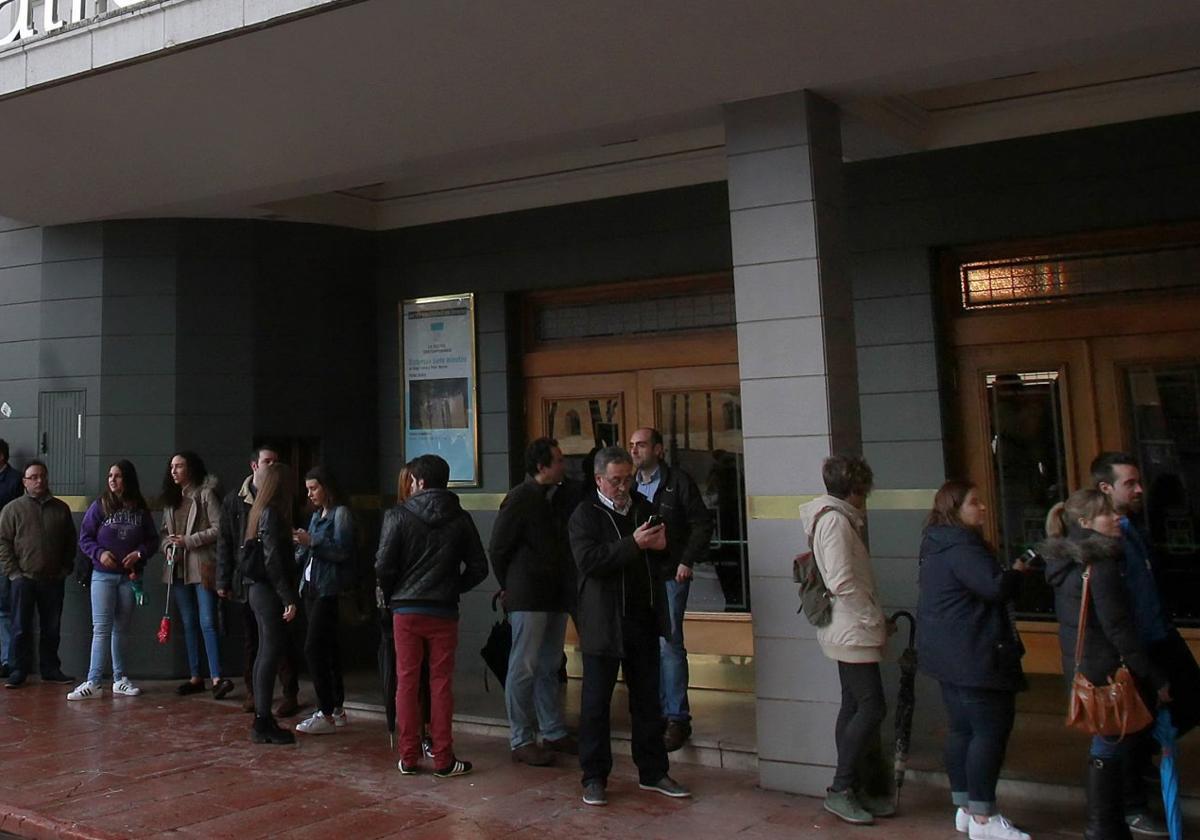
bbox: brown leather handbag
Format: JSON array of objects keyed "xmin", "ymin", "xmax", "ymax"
[{"xmin": 1065, "ymin": 568, "xmax": 1153, "ymax": 739}]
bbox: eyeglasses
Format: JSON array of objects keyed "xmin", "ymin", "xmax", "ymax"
[{"xmin": 599, "ymin": 474, "xmax": 633, "ymax": 488}]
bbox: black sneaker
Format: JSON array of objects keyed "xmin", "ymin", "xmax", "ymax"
[
  {"xmin": 5, "ymin": 670, "xmax": 26, "ymax": 689},
  {"xmin": 176, "ymin": 680, "xmax": 205, "ymax": 696},
  {"xmin": 42, "ymin": 670, "xmax": 75, "ymax": 684},
  {"xmin": 422, "ymin": 735, "xmax": 434, "ymax": 759},
  {"xmin": 582, "ymin": 780, "xmax": 608, "ymax": 806},
  {"xmin": 638, "ymin": 775, "xmax": 691, "ymax": 798},
  {"xmin": 397, "ymin": 759, "xmax": 420, "ymax": 775},
  {"xmin": 433, "ymin": 759, "xmax": 472, "ymax": 778}
]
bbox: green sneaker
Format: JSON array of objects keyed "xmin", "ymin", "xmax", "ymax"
[
  {"xmin": 824, "ymin": 788, "xmax": 874, "ymax": 825},
  {"xmin": 858, "ymin": 792, "xmax": 896, "ymax": 818}
]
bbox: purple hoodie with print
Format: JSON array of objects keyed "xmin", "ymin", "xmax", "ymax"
[{"xmin": 78, "ymin": 500, "xmax": 158, "ymax": 575}]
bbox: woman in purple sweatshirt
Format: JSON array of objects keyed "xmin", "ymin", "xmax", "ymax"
[{"xmin": 68, "ymin": 460, "xmax": 158, "ymax": 700}]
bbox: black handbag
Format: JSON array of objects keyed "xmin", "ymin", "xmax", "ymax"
[
  {"xmin": 480, "ymin": 591, "xmax": 511, "ymax": 691},
  {"xmin": 238, "ymin": 537, "xmax": 267, "ymax": 581}
]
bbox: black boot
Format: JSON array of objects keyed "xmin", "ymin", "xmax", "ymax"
[
  {"xmin": 1084, "ymin": 757, "xmax": 1133, "ymax": 840},
  {"xmin": 251, "ymin": 714, "xmax": 296, "ymax": 745}
]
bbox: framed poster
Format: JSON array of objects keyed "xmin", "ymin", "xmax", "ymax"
[{"xmin": 401, "ymin": 293, "xmax": 480, "ymax": 487}]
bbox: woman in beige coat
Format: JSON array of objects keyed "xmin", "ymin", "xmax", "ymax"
[{"xmin": 160, "ymin": 451, "xmax": 232, "ymax": 698}]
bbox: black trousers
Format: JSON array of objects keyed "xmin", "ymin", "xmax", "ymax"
[
  {"xmin": 304, "ymin": 592, "xmax": 344, "ymax": 715},
  {"xmin": 579, "ymin": 615, "xmax": 669, "ymax": 787},
  {"xmin": 241, "ymin": 599, "xmax": 299, "ymax": 699},
  {"xmin": 832, "ymin": 660, "xmax": 887, "ymax": 792},
  {"xmin": 248, "ymin": 583, "xmax": 286, "ymax": 718},
  {"xmin": 10, "ymin": 576, "xmax": 64, "ymax": 677}
]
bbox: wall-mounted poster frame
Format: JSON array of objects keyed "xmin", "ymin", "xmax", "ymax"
[{"xmin": 400, "ymin": 293, "xmax": 480, "ymax": 487}]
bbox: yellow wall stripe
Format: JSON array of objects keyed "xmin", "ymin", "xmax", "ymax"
[
  {"xmin": 57, "ymin": 495, "xmax": 90, "ymax": 513},
  {"xmin": 747, "ymin": 489, "xmax": 938, "ymax": 519}
]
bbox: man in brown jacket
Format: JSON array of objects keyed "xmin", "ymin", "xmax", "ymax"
[{"xmin": 0, "ymin": 460, "xmax": 77, "ymax": 688}]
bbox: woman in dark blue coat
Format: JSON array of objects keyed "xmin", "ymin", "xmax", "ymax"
[{"xmin": 918, "ymin": 480, "xmax": 1032, "ymax": 840}]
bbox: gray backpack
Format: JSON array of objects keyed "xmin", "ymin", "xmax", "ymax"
[{"xmin": 792, "ymin": 507, "xmax": 836, "ymax": 627}]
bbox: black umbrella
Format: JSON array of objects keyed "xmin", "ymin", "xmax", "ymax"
[
  {"xmin": 889, "ymin": 610, "xmax": 918, "ymax": 805},
  {"xmin": 376, "ymin": 590, "xmax": 397, "ymax": 746}
]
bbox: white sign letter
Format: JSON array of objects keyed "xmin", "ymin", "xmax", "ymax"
[{"xmin": 0, "ymin": 0, "xmax": 36, "ymax": 46}]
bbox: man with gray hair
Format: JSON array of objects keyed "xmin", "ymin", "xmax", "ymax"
[{"xmin": 568, "ymin": 445, "xmax": 689, "ymax": 807}]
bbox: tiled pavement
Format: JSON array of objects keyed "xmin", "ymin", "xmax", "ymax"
[{"xmin": 1, "ymin": 680, "xmax": 1085, "ymax": 839}]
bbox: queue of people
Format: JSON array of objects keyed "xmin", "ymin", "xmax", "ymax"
[{"xmin": 0, "ymin": 432, "xmax": 1194, "ymax": 834}]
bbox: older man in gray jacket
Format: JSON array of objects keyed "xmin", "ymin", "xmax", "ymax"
[{"xmin": 0, "ymin": 459, "xmax": 77, "ymax": 688}]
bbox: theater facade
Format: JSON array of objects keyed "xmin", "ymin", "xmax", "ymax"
[{"xmin": 3, "ymin": 0, "xmax": 1200, "ymax": 796}]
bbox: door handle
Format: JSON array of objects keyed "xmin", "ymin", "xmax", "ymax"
[{"xmin": 40, "ymin": 432, "xmax": 47, "ymax": 454}]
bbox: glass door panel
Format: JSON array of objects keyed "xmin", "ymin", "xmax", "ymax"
[
  {"xmin": 656, "ymin": 388, "xmax": 748, "ymax": 613},
  {"xmin": 525, "ymin": 372, "xmax": 637, "ymax": 484}
]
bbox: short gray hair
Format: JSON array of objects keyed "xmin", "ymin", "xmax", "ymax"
[{"xmin": 593, "ymin": 445, "xmax": 632, "ymax": 476}]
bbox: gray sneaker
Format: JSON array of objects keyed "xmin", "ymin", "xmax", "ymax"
[
  {"xmin": 824, "ymin": 788, "xmax": 874, "ymax": 825},
  {"xmin": 1126, "ymin": 811, "xmax": 1170, "ymax": 837},
  {"xmin": 582, "ymin": 780, "xmax": 607, "ymax": 806},
  {"xmin": 638, "ymin": 775, "xmax": 691, "ymax": 798}
]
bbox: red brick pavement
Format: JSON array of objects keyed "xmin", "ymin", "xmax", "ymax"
[{"xmin": 0, "ymin": 680, "xmax": 1080, "ymax": 839}]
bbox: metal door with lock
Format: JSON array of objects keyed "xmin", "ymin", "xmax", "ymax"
[{"xmin": 37, "ymin": 390, "xmax": 86, "ymax": 495}]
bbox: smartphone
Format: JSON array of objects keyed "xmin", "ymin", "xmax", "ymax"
[{"xmin": 646, "ymin": 514, "xmax": 663, "ymax": 528}]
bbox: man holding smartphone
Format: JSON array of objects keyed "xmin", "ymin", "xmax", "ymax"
[{"xmin": 628, "ymin": 427, "xmax": 713, "ymax": 751}]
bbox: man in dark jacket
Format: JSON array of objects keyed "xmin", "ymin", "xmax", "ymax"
[
  {"xmin": 0, "ymin": 460, "xmax": 77, "ymax": 688},
  {"xmin": 216, "ymin": 444, "xmax": 301, "ymax": 716},
  {"xmin": 489, "ymin": 437, "xmax": 576, "ymax": 766},
  {"xmin": 569, "ymin": 445, "xmax": 689, "ymax": 807},
  {"xmin": 375, "ymin": 454, "xmax": 488, "ymax": 778},
  {"xmin": 628, "ymin": 427, "xmax": 712, "ymax": 751}
]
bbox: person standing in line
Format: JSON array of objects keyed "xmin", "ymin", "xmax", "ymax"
[
  {"xmin": 293, "ymin": 466, "xmax": 355, "ymax": 734},
  {"xmin": 569, "ymin": 445, "xmax": 689, "ymax": 807},
  {"xmin": 69, "ymin": 460, "xmax": 159, "ymax": 701},
  {"xmin": 1041, "ymin": 490, "xmax": 1169, "ymax": 840},
  {"xmin": 375, "ymin": 454, "xmax": 489, "ymax": 778},
  {"xmin": 0, "ymin": 460, "xmax": 77, "ymax": 688},
  {"xmin": 1092, "ymin": 451, "xmax": 1197, "ymax": 838},
  {"xmin": 216, "ymin": 444, "xmax": 302, "ymax": 717},
  {"xmin": 918, "ymin": 480, "xmax": 1033, "ymax": 840},
  {"xmin": 239, "ymin": 463, "xmax": 300, "ymax": 745},
  {"xmin": 159, "ymin": 451, "xmax": 233, "ymax": 699},
  {"xmin": 798, "ymin": 454, "xmax": 891, "ymax": 826},
  {"xmin": 627, "ymin": 427, "xmax": 712, "ymax": 752},
  {"xmin": 489, "ymin": 437, "xmax": 577, "ymax": 766},
  {"xmin": 0, "ymin": 439, "xmax": 24, "ymax": 678}
]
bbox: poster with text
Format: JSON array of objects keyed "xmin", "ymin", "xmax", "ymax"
[{"xmin": 401, "ymin": 294, "xmax": 479, "ymax": 486}]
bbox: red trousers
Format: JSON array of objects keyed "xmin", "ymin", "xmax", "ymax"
[{"xmin": 393, "ymin": 613, "xmax": 458, "ymax": 767}]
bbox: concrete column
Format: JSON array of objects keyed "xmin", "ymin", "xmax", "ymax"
[{"xmin": 724, "ymin": 91, "xmax": 863, "ymax": 795}]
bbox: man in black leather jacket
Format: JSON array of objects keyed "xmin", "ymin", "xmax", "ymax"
[{"xmin": 374, "ymin": 454, "xmax": 488, "ymax": 778}]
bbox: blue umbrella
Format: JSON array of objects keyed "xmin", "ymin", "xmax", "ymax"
[{"xmin": 1152, "ymin": 708, "xmax": 1182, "ymax": 840}]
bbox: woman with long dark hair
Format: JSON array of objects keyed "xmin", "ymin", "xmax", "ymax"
[
  {"xmin": 293, "ymin": 465, "xmax": 354, "ymax": 735},
  {"xmin": 160, "ymin": 451, "xmax": 232, "ymax": 698},
  {"xmin": 69, "ymin": 460, "xmax": 158, "ymax": 700},
  {"xmin": 243, "ymin": 462, "xmax": 299, "ymax": 744},
  {"xmin": 1041, "ymin": 490, "xmax": 1169, "ymax": 840},
  {"xmin": 918, "ymin": 480, "xmax": 1031, "ymax": 840}
]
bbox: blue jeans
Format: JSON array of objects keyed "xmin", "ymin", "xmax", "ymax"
[
  {"xmin": 87, "ymin": 571, "xmax": 134, "ymax": 684},
  {"xmin": 940, "ymin": 682, "xmax": 1016, "ymax": 816},
  {"xmin": 0, "ymin": 574, "xmax": 12, "ymax": 666},
  {"xmin": 659, "ymin": 577, "xmax": 690, "ymax": 722},
  {"xmin": 174, "ymin": 582, "xmax": 222, "ymax": 679},
  {"xmin": 505, "ymin": 610, "xmax": 568, "ymax": 749}
]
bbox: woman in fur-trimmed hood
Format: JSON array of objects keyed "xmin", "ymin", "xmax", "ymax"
[{"xmin": 1039, "ymin": 488, "xmax": 1168, "ymax": 840}]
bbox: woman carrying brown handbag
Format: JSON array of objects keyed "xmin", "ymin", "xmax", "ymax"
[{"xmin": 1040, "ymin": 490, "xmax": 1170, "ymax": 840}]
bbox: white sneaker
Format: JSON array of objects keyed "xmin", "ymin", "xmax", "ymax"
[
  {"xmin": 295, "ymin": 711, "xmax": 337, "ymax": 734},
  {"xmin": 956, "ymin": 807, "xmax": 970, "ymax": 833},
  {"xmin": 968, "ymin": 814, "xmax": 1031, "ymax": 840},
  {"xmin": 67, "ymin": 681, "xmax": 102, "ymax": 701},
  {"xmin": 112, "ymin": 679, "xmax": 142, "ymax": 697},
  {"xmin": 331, "ymin": 707, "xmax": 348, "ymax": 727}
]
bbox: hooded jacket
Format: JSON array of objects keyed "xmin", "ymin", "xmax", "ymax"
[
  {"xmin": 160, "ymin": 473, "xmax": 221, "ymax": 588},
  {"xmin": 1041, "ymin": 528, "xmax": 1166, "ymax": 692},
  {"xmin": 374, "ymin": 488, "xmax": 489, "ymax": 612},
  {"xmin": 917, "ymin": 525, "xmax": 1024, "ymax": 691}
]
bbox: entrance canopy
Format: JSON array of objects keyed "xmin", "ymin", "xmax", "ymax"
[{"xmin": 2, "ymin": 0, "xmax": 1200, "ymax": 228}]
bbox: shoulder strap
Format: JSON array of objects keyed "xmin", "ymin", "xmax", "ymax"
[{"xmin": 1072, "ymin": 568, "xmax": 1090, "ymax": 675}]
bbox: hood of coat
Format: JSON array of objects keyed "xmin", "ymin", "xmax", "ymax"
[
  {"xmin": 919, "ymin": 524, "xmax": 984, "ymax": 559},
  {"xmin": 185, "ymin": 472, "xmax": 221, "ymax": 498},
  {"xmin": 798, "ymin": 494, "xmax": 862, "ymax": 538},
  {"xmin": 1040, "ymin": 530, "xmax": 1122, "ymax": 587},
  {"xmin": 403, "ymin": 488, "xmax": 464, "ymax": 527}
]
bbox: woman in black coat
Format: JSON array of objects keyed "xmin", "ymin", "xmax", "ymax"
[
  {"xmin": 1041, "ymin": 489, "xmax": 1169, "ymax": 840},
  {"xmin": 918, "ymin": 480, "xmax": 1032, "ymax": 840}
]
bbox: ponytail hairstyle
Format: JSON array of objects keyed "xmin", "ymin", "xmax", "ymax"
[
  {"xmin": 1045, "ymin": 489, "xmax": 1113, "ymax": 538},
  {"xmin": 925, "ymin": 479, "xmax": 976, "ymax": 531},
  {"xmin": 245, "ymin": 462, "xmax": 295, "ymax": 540}
]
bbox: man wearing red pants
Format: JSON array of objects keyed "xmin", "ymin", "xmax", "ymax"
[{"xmin": 375, "ymin": 454, "xmax": 488, "ymax": 778}]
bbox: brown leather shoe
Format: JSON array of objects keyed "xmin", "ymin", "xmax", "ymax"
[
  {"xmin": 664, "ymin": 720, "xmax": 692, "ymax": 752},
  {"xmin": 510, "ymin": 743, "xmax": 554, "ymax": 766},
  {"xmin": 241, "ymin": 692, "xmax": 256, "ymax": 713},
  {"xmin": 543, "ymin": 735, "xmax": 578, "ymax": 755},
  {"xmin": 275, "ymin": 696, "xmax": 300, "ymax": 718}
]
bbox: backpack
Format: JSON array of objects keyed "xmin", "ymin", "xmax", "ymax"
[{"xmin": 792, "ymin": 507, "xmax": 837, "ymax": 627}]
